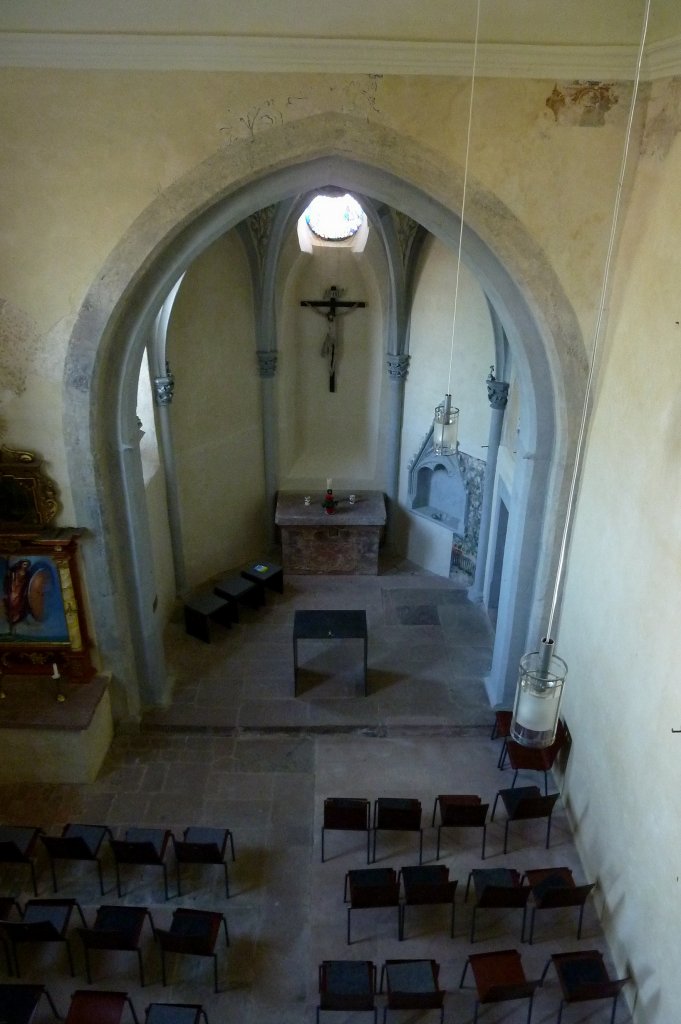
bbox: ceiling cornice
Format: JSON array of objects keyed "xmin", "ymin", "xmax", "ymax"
[{"xmin": 0, "ymin": 32, "xmax": 678, "ymax": 80}]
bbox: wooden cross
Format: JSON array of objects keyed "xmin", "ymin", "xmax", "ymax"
[{"xmin": 300, "ymin": 285, "xmax": 366, "ymax": 392}]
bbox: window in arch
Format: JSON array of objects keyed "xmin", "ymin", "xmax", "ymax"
[{"xmin": 298, "ymin": 193, "xmax": 369, "ymax": 253}]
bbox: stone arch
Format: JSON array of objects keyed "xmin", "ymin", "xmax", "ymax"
[{"xmin": 64, "ymin": 111, "xmax": 586, "ymax": 720}]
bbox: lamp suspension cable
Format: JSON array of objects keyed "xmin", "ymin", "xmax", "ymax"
[
  {"xmin": 511, "ymin": 0, "xmax": 652, "ymax": 747},
  {"xmin": 543, "ymin": 0, "xmax": 651, "ymax": 646},
  {"xmin": 446, "ymin": 0, "xmax": 481, "ymax": 396},
  {"xmin": 433, "ymin": 0, "xmax": 481, "ymax": 456}
]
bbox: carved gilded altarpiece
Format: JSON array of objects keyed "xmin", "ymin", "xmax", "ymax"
[{"xmin": 0, "ymin": 446, "xmax": 95, "ymax": 679}]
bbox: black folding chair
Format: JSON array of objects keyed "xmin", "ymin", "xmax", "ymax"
[
  {"xmin": 398, "ymin": 866, "xmax": 457, "ymax": 940},
  {"xmin": 372, "ymin": 799, "xmax": 423, "ymax": 864},
  {"xmin": 322, "ymin": 798, "xmax": 371, "ymax": 863},
  {"xmin": 318, "ymin": 960, "xmax": 377, "ymax": 1024},
  {"xmin": 154, "ymin": 908, "xmax": 229, "ymax": 994},
  {"xmin": 0, "ymin": 828, "xmax": 42, "ymax": 897},
  {"xmin": 78, "ymin": 905, "xmax": 154, "ymax": 986},
  {"xmin": 491, "ymin": 787, "xmax": 560, "ymax": 853},
  {"xmin": 465, "ymin": 868, "xmax": 530, "ymax": 942},
  {"xmin": 541, "ymin": 950, "xmax": 629, "ymax": 1024},
  {"xmin": 524, "ymin": 867, "xmax": 595, "ymax": 943},
  {"xmin": 0, "ymin": 983, "xmax": 61, "ymax": 1024},
  {"xmin": 3, "ymin": 897, "xmax": 86, "ymax": 977},
  {"xmin": 345, "ymin": 869, "xmax": 400, "ymax": 944},
  {"xmin": 172, "ymin": 828, "xmax": 235, "ymax": 898},
  {"xmin": 41, "ymin": 824, "xmax": 113, "ymax": 895},
  {"xmin": 110, "ymin": 829, "xmax": 172, "ymax": 900}
]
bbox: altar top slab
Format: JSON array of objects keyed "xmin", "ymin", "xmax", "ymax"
[{"xmin": 275, "ymin": 491, "xmax": 386, "ymax": 527}]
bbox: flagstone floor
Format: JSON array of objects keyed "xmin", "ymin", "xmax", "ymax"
[{"xmin": 0, "ymin": 558, "xmax": 631, "ymax": 1023}]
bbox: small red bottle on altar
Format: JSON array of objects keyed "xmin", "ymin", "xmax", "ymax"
[{"xmin": 322, "ymin": 488, "xmax": 337, "ymax": 515}]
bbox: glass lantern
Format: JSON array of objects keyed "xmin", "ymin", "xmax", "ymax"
[
  {"xmin": 510, "ymin": 639, "xmax": 567, "ymax": 748},
  {"xmin": 433, "ymin": 395, "xmax": 459, "ymax": 455}
]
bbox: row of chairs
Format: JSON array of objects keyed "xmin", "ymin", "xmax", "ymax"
[
  {"xmin": 319, "ymin": 949, "xmax": 628, "ymax": 1024},
  {"xmin": 0, "ymin": 901, "xmax": 229, "ymax": 993},
  {"xmin": 321, "ymin": 789, "xmax": 560, "ymax": 864},
  {"xmin": 0, "ymin": 825, "xmax": 235, "ymax": 900},
  {"xmin": 0, "ymin": 984, "xmax": 209, "ymax": 1024},
  {"xmin": 343, "ymin": 865, "xmax": 594, "ymax": 945}
]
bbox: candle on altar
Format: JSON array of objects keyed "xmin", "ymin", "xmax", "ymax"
[{"xmin": 52, "ymin": 662, "xmax": 60, "ymax": 680}]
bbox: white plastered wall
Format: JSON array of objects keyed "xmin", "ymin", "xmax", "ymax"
[
  {"xmin": 276, "ymin": 228, "xmax": 387, "ymax": 491},
  {"xmin": 557, "ymin": 77, "xmax": 681, "ymax": 1024},
  {"xmin": 165, "ymin": 230, "xmax": 266, "ymax": 586}
]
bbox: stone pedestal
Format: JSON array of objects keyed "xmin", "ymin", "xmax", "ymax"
[
  {"xmin": 275, "ymin": 491, "xmax": 386, "ymax": 574},
  {"xmin": 0, "ymin": 676, "xmax": 112, "ymax": 783}
]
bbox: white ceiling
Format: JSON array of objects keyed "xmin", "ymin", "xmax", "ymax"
[
  {"xmin": 0, "ymin": 0, "xmax": 678, "ymax": 45},
  {"xmin": 0, "ymin": 0, "xmax": 679, "ymax": 77}
]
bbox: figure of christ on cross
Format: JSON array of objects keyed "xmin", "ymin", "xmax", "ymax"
[{"xmin": 300, "ymin": 285, "xmax": 366, "ymax": 392}]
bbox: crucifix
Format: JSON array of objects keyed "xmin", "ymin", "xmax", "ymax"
[{"xmin": 300, "ymin": 284, "xmax": 366, "ymax": 392}]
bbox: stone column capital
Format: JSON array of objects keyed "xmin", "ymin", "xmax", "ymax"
[
  {"xmin": 387, "ymin": 353, "xmax": 410, "ymax": 381},
  {"xmin": 153, "ymin": 369, "xmax": 175, "ymax": 405},
  {"xmin": 256, "ymin": 350, "xmax": 277, "ymax": 378},
  {"xmin": 487, "ymin": 378, "xmax": 509, "ymax": 410}
]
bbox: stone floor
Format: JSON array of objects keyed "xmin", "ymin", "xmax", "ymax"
[{"xmin": 0, "ymin": 558, "xmax": 632, "ymax": 1023}]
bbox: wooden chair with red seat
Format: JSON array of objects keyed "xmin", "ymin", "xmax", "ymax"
[
  {"xmin": 431, "ymin": 794, "xmax": 489, "ymax": 859},
  {"xmin": 65, "ymin": 990, "xmax": 139, "ymax": 1024},
  {"xmin": 523, "ymin": 867, "xmax": 595, "ymax": 943},
  {"xmin": 0, "ymin": 983, "xmax": 61, "ymax": 1024},
  {"xmin": 541, "ymin": 950, "xmax": 629, "ymax": 1024},
  {"xmin": 491, "ymin": 786, "xmax": 560, "ymax": 854},
  {"xmin": 154, "ymin": 908, "xmax": 229, "ymax": 994},
  {"xmin": 78, "ymin": 904, "xmax": 155, "ymax": 986},
  {"xmin": 460, "ymin": 948, "xmax": 540, "ymax": 1024},
  {"xmin": 504, "ymin": 720, "xmax": 569, "ymax": 795}
]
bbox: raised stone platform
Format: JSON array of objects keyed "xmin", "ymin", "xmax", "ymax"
[
  {"xmin": 275, "ymin": 491, "xmax": 386, "ymax": 574},
  {"xmin": 0, "ymin": 675, "xmax": 113, "ymax": 783}
]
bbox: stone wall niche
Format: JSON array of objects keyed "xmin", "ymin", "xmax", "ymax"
[{"xmin": 409, "ymin": 449, "xmax": 468, "ymax": 534}]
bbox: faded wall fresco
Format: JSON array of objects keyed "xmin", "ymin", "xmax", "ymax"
[
  {"xmin": 220, "ymin": 75, "xmax": 383, "ymax": 144},
  {"xmin": 546, "ymin": 80, "xmax": 625, "ymax": 127}
]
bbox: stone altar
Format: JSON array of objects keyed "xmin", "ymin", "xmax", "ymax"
[
  {"xmin": 0, "ymin": 675, "xmax": 112, "ymax": 783},
  {"xmin": 275, "ymin": 491, "xmax": 386, "ymax": 574}
]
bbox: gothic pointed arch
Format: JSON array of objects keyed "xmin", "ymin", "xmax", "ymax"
[{"xmin": 64, "ymin": 111, "xmax": 586, "ymax": 719}]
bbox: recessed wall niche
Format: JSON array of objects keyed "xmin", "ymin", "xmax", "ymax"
[
  {"xmin": 408, "ymin": 437, "xmax": 485, "ymax": 573},
  {"xmin": 412, "ymin": 459, "xmax": 467, "ymax": 532}
]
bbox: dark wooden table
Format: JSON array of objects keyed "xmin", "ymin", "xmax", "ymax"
[{"xmin": 292, "ymin": 609, "xmax": 368, "ymax": 696}]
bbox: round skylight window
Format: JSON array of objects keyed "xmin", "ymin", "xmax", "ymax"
[{"xmin": 304, "ymin": 194, "xmax": 364, "ymax": 241}]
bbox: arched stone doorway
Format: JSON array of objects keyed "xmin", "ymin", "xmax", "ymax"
[{"xmin": 64, "ymin": 111, "xmax": 586, "ymax": 722}]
